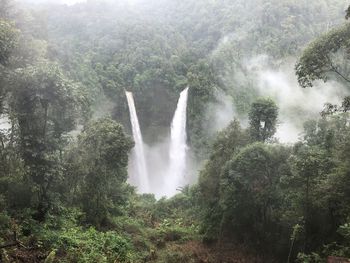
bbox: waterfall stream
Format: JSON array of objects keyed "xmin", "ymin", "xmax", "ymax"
[
  {"xmin": 125, "ymin": 91, "xmax": 150, "ymax": 193},
  {"xmin": 165, "ymin": 87, "xmax": 189, "ymax": 196}
]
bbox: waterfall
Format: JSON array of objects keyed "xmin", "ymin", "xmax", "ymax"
[
  {"xmin": 125, "ymin": 91, "xmax": 149, "ymax": 193},
  {"xmin": 166, "ymin": 87, "xmax": 189, "ymax": 196}
]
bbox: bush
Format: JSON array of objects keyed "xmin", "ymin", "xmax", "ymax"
[{"xmin": 39, "ymin": 227, "xmax": 133, "ymax": 263}]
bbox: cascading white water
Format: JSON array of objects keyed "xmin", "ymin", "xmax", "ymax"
[
  {"xmin": 165, "ymin": 87, "xmax": 189, "ymax": 196},
  {"xmin": 125, "ymin": 91, "xmax": 149, "ymax": 193}
]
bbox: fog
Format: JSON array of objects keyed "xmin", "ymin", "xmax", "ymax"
[
  {"xmin": 0, "ymin": 115, "xmax": 11, "ymax": 132},
  {"xmin": 18, "ymin": 0, "xmax": 145, "ymax": 6},
  {"xmin": 210, "ymin": 46, "xmax": 348, "ymax": 144},
  {"xmin": 18, "ymin": 0, "xmax": 86, "ymax": 5},
  {"xmin": 250, "ymin": 55, "xmax": 347, "ymax": 143},
  {"xmin": 204, "ymin": 89, "xmax": 236, "ymax": 136}
]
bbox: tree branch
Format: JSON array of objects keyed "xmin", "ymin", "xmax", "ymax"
[
  {"xmin": 0, "ymin": 231, "xmax": 18, "ymax": 249},
  {"xmin": 327, "ymin": 55, "xmax": 350, "ymax": 83},
  {"xmin": 0, "ymin": 242, "xmax": 18, "ymax": 249}
]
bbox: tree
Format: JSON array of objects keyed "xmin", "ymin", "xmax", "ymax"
[
  {"xmin": 290, "ymin": 145, "xmax": 331, "ymax": 252},
  {"xmin": 0, "ymin": 19, "xmax": 18, "ymax": 113},
  {"xmin": 198, "ymin": 120, "xmax": 248, "ymax": 200},
  {"xmin": 295, "ymin": 6, "xmax": 350, "ymax": 113},
  {"xmin": 295, "ymin": 23, "xmax": 350, "ymax": 89},
  {"xmin": 248, "ymin": 97, "xmax": 278, "ymax": 142},
  {"xmin": 74, "ymin": 118, "xmax": 133, "ymax": 227},
  {"xmin": 0, "ymin": 20, "xmax": 18, "ymax": 66},
  {"xmin": 197, "ymin": 120, "xmax": 249, "ymax": 240},
  {"xmin": 9, "ymin": 63, "xmax": 83, "ymax": 221},
  {"xmin": 219, "ymin": 143, "xmax": 291, "ymax": 253},
  {"xmin": 187, "ymin": 59, "xmax": 219, "ymax": 158}
]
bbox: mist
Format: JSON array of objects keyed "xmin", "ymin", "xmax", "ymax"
[
  {"xmin": 250, "ymin": 55, "xmax": 347, "ymax": 143},
  {"xmin": 205, "ymin": 89, "xmax": 236, "ymax": 136},
  {"xmin": 18, "ymin": 0, "xmax": 86, "ymax": 6},
  {"xmin": 210, "ymin": 45, "xmax": 348, "ymax": 144},
  {"xmin": 0, "ymin": 115, "xmax": 11, "ymax": 132}
]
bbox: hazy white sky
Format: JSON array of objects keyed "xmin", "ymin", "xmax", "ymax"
[
  {"xmin": 61, "ymin": 0, "xmax": 85, "ymax": 5},
  {"xmin": 20, "ymin": 0, "xmax": 141, "ymax": 6},
  {"xmin": 19, "ymin": 0, "xmax": 86, "ymax": 6}
]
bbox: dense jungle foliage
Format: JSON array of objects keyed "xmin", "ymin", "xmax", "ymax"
[{"xmin": 1, "ymin": 0, "xmax": 350, "ymax": 262}]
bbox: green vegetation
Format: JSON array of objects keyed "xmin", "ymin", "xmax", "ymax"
[
  {"xmin": 0, "ymin": 0, "xmax": 350, "ymax": 262},
  {"xmin": 248, "ymin": 98, "xmax": 278, "ymax": 142}
]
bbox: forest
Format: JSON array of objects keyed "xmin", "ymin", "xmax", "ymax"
[{"xmin": 0, "ymin": 0, "xmax": 350, "ymax": 262}]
